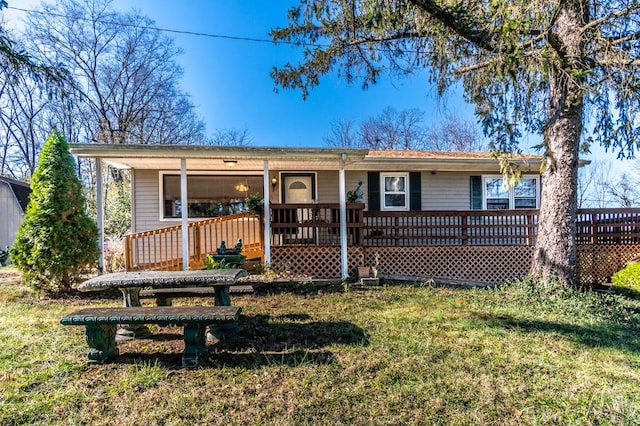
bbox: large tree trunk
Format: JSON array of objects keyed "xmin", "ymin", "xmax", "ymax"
[
  {"xmin": 531, "ymin": 84, "xmax": 582, "ymax": 286},
  {"xmin": 530, "ymin": 2, "xmax": 586, "ymax": 287}
]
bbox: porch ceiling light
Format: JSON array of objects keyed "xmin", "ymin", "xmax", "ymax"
[{"xmin": 223, "ymin": 159, "xmax": 237, "ymax": 168}]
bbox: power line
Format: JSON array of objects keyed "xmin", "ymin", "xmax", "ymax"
[{"xmin": 7, "ymin": 5, "xmax": 327, "ymax": 48}]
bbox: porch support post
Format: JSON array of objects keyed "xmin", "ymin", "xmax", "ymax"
[
  {"xmin": 339, "ymin": 153, "xmax": 349, "ymax": 279},
  {"xmin": 95, "ymin": 158, "xmax": 104, "ymax": 275},
  {"xmin": 263, "ymin": 160, "xmax": 271, "ymax": 267},
  {"xmin": 180, "ymin": 158, "xmax": 189, "ymax": 270}
]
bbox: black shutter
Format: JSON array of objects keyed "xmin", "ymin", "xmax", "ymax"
[
  {"xmin": 470, "ymin": 176, "xmax": 483, "ymax": 209},
  {"xmin": 367, "ymin": 171, "xmax": 380, "ymax": 211},
  {"xmin": 409, "ymin": 172, "xmax": 422, "ymax": 211}
]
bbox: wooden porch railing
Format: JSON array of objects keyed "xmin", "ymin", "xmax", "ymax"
[
  {"xmin": 576, "ymin": 209, "xmax": 640, "ymax": 245},
  {"xmin": 124, "ymin": 207, "xmax": 640, "ymax": 271},
  {"xmin": 362, "ymin": 208, "xmax": 640, "ymax": 247},
  {"xmin": 268, "ymin": 206, "xmax": 640, "ymax": 247},
  {"xmin": 270, "ymin": 203, "xmax": 364, "ymax": 246},
  {"xmin": 363, "ymin": 209, "xmax": 538, "ymax": 246},
  {"xmin": 124, "ymin": 212, "xmax": 263, "ymax": 271}
]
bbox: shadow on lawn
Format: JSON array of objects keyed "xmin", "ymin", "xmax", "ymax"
[
  {"xmin": 231, "ymin": 313, "xmax": 370, "ymax": 349},
  {"xmin": 115, "ymin": 313, "xmax": 369, "ymax": 369},
  {"xmin": 476, "ymin": 313, "xmax": 640, "ymax": 353}
]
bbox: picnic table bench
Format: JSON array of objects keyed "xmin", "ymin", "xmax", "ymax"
[
  {"xmin": 62, "ymin": 269, "xmax": 247, "ymax": 367},
  {"xmin": 76, "ymin": 269, "xmax": 246, "ymax": 339},
  {"xmin": 61, "ymin": 305, "xmax": 240, "ymax": 367}
]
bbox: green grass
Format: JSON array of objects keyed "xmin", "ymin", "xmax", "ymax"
[{"xmin": 2, "ymin": 267, "xmax": 640, "ymax": 425}]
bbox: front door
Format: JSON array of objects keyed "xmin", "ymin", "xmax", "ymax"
[
  {"xmin": 279, "ymin": 173, "xmax": 316, "ymax": 243},
  {"xmin": 281, "ymin": 173, "xmax": 315, "ymax": 204}
]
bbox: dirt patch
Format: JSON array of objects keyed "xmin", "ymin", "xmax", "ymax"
[{"xmin": 0, "ymin": 267, "xmax": 20, "ymax": 281}]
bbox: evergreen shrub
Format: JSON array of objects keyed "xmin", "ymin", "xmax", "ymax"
[{"xmin": 10, "ymin": 129, "xmax": 98, "ymax": 294}]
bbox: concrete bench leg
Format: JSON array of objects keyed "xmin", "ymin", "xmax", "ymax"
[
  {"xmin": 208, "ymin": 286, "xmax": 240, "ymax": 340},
  {"xmin": 85, "ymin": 324, "xmax": 119, "ymax": 364},
  {"xmin": 117, "ymin": 288, "xmax": 152, "ymax": 341},
  {"xmin": 182, "ymin": 324, "xmax": 207, "ymax": 368}
]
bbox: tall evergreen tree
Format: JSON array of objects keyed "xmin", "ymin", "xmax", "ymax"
[
  {"xmin": 271, "ymin": 0, "xmax": 640, "ymax": 287},
  {"xmin": 11, "ymin": 129, "xmax": 98, "ymax": 294}
]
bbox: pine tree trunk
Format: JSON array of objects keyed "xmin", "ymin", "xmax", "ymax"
[
  {"xmin": 530, "ymin": 1, "xmax": 586, "ymax": 287},
  {"xmin": 531, "ymin": 88, "xmax": 582, "ymax": 286}
]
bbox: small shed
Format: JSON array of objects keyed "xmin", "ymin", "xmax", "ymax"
[{"xmin": 0, "ymin": 177, "xmax": 31, "ymax": 248}]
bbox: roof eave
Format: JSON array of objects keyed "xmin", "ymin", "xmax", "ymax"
[
  {"xmin": 351, "ymin": 156, "xmax": 544, "ymax": 172},
  {"xmin": 68, "ymin": 144, "xmax": 369, "ymax": 161}
]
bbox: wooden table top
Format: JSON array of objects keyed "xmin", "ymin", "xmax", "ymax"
[{"xmin": 77, "ymin": 269, "xmax": 247, "ymax": 292}]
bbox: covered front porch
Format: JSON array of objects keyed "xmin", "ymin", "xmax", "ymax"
[{"xmin": 70, "ymin": 144, "xmax": 370, "ymax": 279}]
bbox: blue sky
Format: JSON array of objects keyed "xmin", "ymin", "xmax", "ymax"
[
  {"xmin": 4, "ymin": 1, "xmax": 637, "ymax": 171},
  {"xmin": 6, "ymin": 0, "xmax": 477, "ymax": 148},
  {"xmin": 115, "ymin": 0, "xmax": 477, "ymax": 148}
]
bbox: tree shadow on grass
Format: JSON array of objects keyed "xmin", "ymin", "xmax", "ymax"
[
  {"xmin": 113, "ymin": 313, "xmax": 369, "ymax": 369},
  {"xmin": 473, "ymin": 312, "xmax": 640, "ymax": 353},
  {"xmin": 227, "ymin": 314, "xmax": 370, "ymax": 351}
]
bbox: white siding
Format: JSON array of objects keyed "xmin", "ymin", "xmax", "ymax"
[
  {"xmin": 133, "ymin": 169, "xmax": 164, "ymax": 232},
  {"xmin": 349, "ymin": 171, "xmax": 473, "ymax": 211},
  {"xmin": 422, "ymin": 172, "xmax": 471, "ymax": 210},
  {"xmin": 279, "ymin": 171, "xmax": 368, "ymax": 204},
  {"xmin": 314, "ymin": 170, "xmax": 471, "ymax": 210},
  {"xmin": 0, "ymin": 182, "xmax": 25, "ymax": 247},
  {"xmin": 314, "ymin": 171, "xmax": 336, "ymax": 202}
]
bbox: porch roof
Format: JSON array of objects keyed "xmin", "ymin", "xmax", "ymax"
[
  {"xmin": 68, "ymin": 144, "xmax": 369, "ymax": 171},
  {"xmin": 356, "ymin": 150, "xmax": 549, "ymax": 172},
  {"xmin": 69, "ymin": 144, "xmax": 574, "ymax": 172}
]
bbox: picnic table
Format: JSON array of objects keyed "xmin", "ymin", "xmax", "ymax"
[{"xmin": 77, "ymin": 269, "xmax": 246, "ymax": 340}]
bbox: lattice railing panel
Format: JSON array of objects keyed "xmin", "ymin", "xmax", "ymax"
[
  {"xmin": 576, "ymin": 245, "xmax": 640, "ymax": 285},
  {"xmin": 271, "ymin": 246, "xmax": 364, "ymax": 278},
  {"xmin": 364, "ymin": 246, "xmax": 534, "ymax": 284},
  {"xmin": 272, "ymin": 244, "xmax": 640, "ymax": 285}
]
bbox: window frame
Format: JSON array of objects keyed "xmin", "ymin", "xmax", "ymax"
[
  {"xmin": 158, "ymin": 170, "xmax": 263, "ymax": 221},
  {"xmin": 481, "ymin": 175, "xmax": 540, "ymax": 210},
  {"xmin": 380, "ymin": 172, "xmax": 410, "ymax": 211}
]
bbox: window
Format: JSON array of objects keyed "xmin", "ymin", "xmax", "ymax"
[
  {"xmin": 381, "ymin": 173, "xmax": 409, "ymax": 210},
  {"xmin": 484, "ymin": 177, "xmax": 509, "ymax": 209},
  {"xmin": 161, "ymin": 173, "xmax": 263, "ymax": 219},
  {"xmin": 483, "ymin": 176, "xmax": 539, "ymax": 210},
  {"xmin": 513, "ymin": 178, "xmax": 538, "ymax": 208}
]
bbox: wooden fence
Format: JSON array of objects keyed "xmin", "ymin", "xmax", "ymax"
[{"xmin": 269, "ymin": 207, "xmax": 640, "ymax": 285}]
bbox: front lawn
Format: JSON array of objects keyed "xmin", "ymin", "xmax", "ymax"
[{"xmin": 1, "ymin": 268, "xmax": 639, "ymax": 425}]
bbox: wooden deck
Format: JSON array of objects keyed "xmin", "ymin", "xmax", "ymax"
[{"xmin": 122, "ymin": 207, "xmax": 640, "ymax": 285}]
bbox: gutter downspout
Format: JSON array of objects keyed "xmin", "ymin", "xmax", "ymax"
[
  {"xmin": 263, "ymin": 160, "xmax": 271, "ymax": 268},
  {"xmin": 180, "ymin": 158, "xmax": 189, "ymax": 270},
  {"xmin": 339, "ymin": 153, "xmax": 349, "ymax": 279}
]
